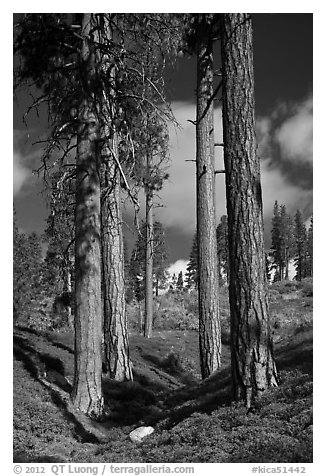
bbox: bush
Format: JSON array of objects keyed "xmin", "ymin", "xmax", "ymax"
[
  {"xmin": 270, "ymin": 280, "xmax": 300, "ymax": 296},
  {"xmin": 127, "ymin": 287, "xmax": 231, "ymax": 335},
  {"xmin": 127, "ymin": 291, "xmax": 200, "ymax": 332},
  {"xmin": 300, "ymin": 278, "xmax": 313, "ymax": 297}
]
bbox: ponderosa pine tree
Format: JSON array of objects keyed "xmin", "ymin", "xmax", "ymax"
[
  {"xmin": 101, "ymin": 130, "xmax": 133, "ymax": 381},
  {"xmin": 194, "ymin": 13, "xmax": 221, "ymax": 378},
  {"xmin": 15, "ymin": 13, "xmax": 104, "ymax": 417},
  {"xmin": 221, "ymin": 13, "xmax": 278, "ymax": 408},
  {"xmin": 93, "ymin": 16, "xmax": 133, "ymax": 382},
  {"xmin": 271, "ymin": 201, "xmax": 294, "ymax": 281},
  {"xmin": 129, "ymin": 221, "xmax": 169, "ymax": 301},
  {"xmin": 131, "ymin": 110, "xmax": 170, "ymax": 337},
  {"xmin": 72, "ymin": 14, "xmax": 104, "ymax": 417},
  {"xmin": 119, "ymin": 15, "xmax": 181, "ymax": 339}
]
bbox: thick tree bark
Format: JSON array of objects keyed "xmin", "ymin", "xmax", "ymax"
[
  {"xmin": 72, "ymin": 13, "xmax": 103, "ymax": 419},
  {"xmin": 101, "ymin": 134, "xmax": 133, "ymax": 381},
  {"xmin": 196, "ymin": 16, "xmax": 221, "ymax": 379},
  {"xmin": 144, "ymin": 185, "xmax": 154, "ymax": 338},
  {"xmin": 221, "ymin": 13, "xmax": 278, "ymax": 408},
  {"xmin": 98, "ymin": 16, "xmax": 133, "ymax": 381}
]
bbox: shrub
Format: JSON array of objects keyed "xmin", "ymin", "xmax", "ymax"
[
  {"xmin": 271, "ymin": 280, "xmax": 300, "ymax": 295},
  {"xmin": 154, "ymin": 291, "xmax": 198, "ymax": 331},
  {"xmin": 300, "ymin": 278, "xmax": 313, "ymax": 297}
]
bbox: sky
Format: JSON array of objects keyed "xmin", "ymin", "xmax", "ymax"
[{"xmin": 13, "ymin": 13, "xmax": 313, "ymax": 276}]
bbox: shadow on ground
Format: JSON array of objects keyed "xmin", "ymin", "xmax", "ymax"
[{"xmin": 13, "ymin": 325, "xmax": 313, "ymax": 437}]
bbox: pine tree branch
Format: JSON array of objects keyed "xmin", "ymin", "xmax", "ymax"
[{"xmin": 105, "ymin": 141, "xmax": 140, "ymax": 213}]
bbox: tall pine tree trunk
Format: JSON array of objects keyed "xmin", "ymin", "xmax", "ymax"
[
  {"xmin": 97, "ymin": 16, "xmax": 132, "ymax": 381},
  {"xmin": 221, "ymin": 13, "xmax": 278, "ymax": 408},
  {"xmin": 196, "ymin": 15, "xmax": 221, "ymax": 379},
  {"xmin": 144, "ymin": 185, "xmax": 154, "ymax": 338},
  {"xmin": 101, "ymin": 134, "xmax": 133, "ymax": 381},
  {"xmin": 72, "ymin": 13, "xmax": 103, "ymax": 418}
]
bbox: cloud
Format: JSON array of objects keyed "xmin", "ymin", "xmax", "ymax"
[
  {"xmin": 13, "ymin": 130, "xmax": 41, "ymax": 197},
  {"xmin": 156, "ymin": 102, "xmax": 225, "ymax": 233},
  {"xmin": 275, "ymin": 96, "xmax": 313, "ymax": 163},
  {"xmin": 13, "ymin": 150, "xmax": 31, "ymax": 196},
  {"xmin": 261, "ymin": 160, "xmax": 312, "ymax": 220},
  {"xmin": 255, "ymin": 95, "xmax": 313, "ymax": 227},
  {"xmin": 124, "ymin": 96, "xmax": 313, "ymax": 259},
  {"xmin": 257, "ymin": 95, "xmax": 313, "ymax": 166},
  {"xmin": 156, "ymin": 99, "xmax": 313, "ymax": 239},
  {"xmin": 167, "ymin": 259, "xmax": 189, "ymax": 278}
]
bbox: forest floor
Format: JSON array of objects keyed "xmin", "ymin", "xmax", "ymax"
[{"xmin": 13, "ymin": 280, "xmax": 313, "ymax": 463}]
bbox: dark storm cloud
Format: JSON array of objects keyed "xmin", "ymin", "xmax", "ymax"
[
  {"xmin": 155, "ymin": 100, "xmax": 313, "ymax": 259},
  {"xmin": 157, "ymin": 101, "xmax": 312, "ymax": 232},
  {"xmin": 252, "ymin": 13, "xmax": 313, "ymax": 115}
]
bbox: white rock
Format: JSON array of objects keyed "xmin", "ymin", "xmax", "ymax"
[{"xmin": 129, "ymin": 426, "xmax": 154, "ymax": 443}]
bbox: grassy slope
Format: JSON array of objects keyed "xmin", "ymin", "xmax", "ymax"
[{"xmin": 13, "ymin": 280, "xmax": 313, "ymax": 463}]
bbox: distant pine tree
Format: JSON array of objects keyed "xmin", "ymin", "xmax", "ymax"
[
  {"xmin": 153, "ymin": 222, "xmax": 169, "ymax": 296},
  {"xmin": 306, "ymin": 215, "xmax": 313, "ymax": 277},
  {"xmin": 176, "ymin": 271, "xmax": 184, "ymax": 290},
  {"xmin": 279, "ymin": 205, "xmax": 295, "ymax": 280},
  {"xmin": 294, "ymin": 209, "xmax": 308, "ymax": 281},
  {"xmin": 13, "ymin": 207, "xmax": 28, "ymax": 324},
  {"xmin": 185, "ymin": 234, "xmax": 198, "ymax": 289},
  {"xmin": 216, "ymin": 215, "xmax": 229, "ymax": 285},
  {"xmin": 129, "ymin": 221, "xmax": 169, "ymax": 300},
  {"xmin": 13, "ymin": 208, "xmax": 45, "ymax": 328},
  {"xmin": 271, "ymin": 201, "xmax": 282, "ymax": 281},
  {"xmin": 171, "ymin": 273, "xmax": 178, "ymax": 289},
  {"xmin": 271, "ymin": 201, "xmax": 295, "ymax": 281}
]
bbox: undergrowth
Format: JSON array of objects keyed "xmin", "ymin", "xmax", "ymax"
[{"xmin": 13, "ymin": 280, "xmax": 313, "ymax": 463}]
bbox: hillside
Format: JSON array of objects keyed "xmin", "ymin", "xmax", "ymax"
[{"xmin": 13, "ymin": 280, "xmax": 313, "ymax": 463}]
